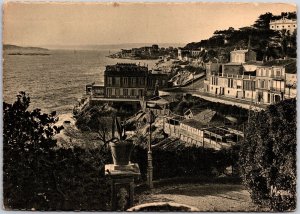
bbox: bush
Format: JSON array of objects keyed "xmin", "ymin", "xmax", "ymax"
[
  {"xmin": 239, "ymin": 99, "xmax": 296, "ymax": 211},
  {"xmin": 131, "ymin": 143, "xmax": 239, "ymax": 180},
  {"xmin": 3, "ymin": 92, "xmax": 111, "ymax": 210}
]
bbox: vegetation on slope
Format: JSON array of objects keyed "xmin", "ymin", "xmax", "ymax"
[
  {"xmin": 185, "ymin": 12, "xmax": 297, "ymax": 62},
  {"xmin": 239, "ymin": 98, "xmax": 296, "ymax": 211}
]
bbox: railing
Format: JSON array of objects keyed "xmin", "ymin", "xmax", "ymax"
[
  {"xmin": 270, "ymin": 74, "xmax": 284, "ymax": 80},
  {"xmin": 214, "ymin": 73, "xmax": 256, "ymax": 80},
  {"xmin": 269, "ymin": 87, "xmax": 284, "ymax": 92}
]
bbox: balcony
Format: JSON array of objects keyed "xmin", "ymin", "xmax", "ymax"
[
  {"xmin": 269, "ymin": 87, "xmax": 284, "ymax": 93},
  {"xmin": 270, "ymin": 74, "xmax": 284, "ymax": 80}
]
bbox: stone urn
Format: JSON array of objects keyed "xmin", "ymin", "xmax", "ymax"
[
  {"xmin": 110, "ymin": 139, "xmax": 134, "ymax": 166},
  {"xmin": 127, "ymin": 202, "xmax": 199, "ymax": 212}
]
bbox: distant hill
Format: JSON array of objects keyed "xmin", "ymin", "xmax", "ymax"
[
  {"xmin": 3, "ymin": 44, "xmax": 50, "ymax": 56},
  {"xmin": 43, "ymin": 43, "xmax": 184, "ymax": 50},
  {"xmin": 3, "ymin": 44, "xmax": 49, "ymax": 51}
]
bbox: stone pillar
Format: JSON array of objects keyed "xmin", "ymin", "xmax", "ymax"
[{"xmin": 105, "ymin": 163, "xmax": 141, "ymax": 211}]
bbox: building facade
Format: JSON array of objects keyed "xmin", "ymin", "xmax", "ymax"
[
  {"xmin": 104, "ymin": 63, "xmax": 148, "ymax": 99},
  {"xmin": 230, "ymin": 49, "xmax": 256, "ymax": 63},
  {"xmin": 269, "ymin": 18, "xmax": 297, "ymax": 33},
  {"xmin": 87, "ymin": 63, "xmax": 169, "ymax": 100},
  {"xmin": 285, "ymin": 72, "xmax": 297, "ymax": 98},
  {"xmin": 204, "ymin": 49, "xmax": 297, "ymax": 105}
]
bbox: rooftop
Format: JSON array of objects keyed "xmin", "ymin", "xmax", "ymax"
[
  {"xmin": 204, "ymin": 127, "xmax": 233, "ymax": 137},
  {"xmin": 105, "ymin": 63, "xmax": 148, "ymax": 76},
  {"xmin": 258, "ymin": 59, "xmax": 297, "ymax": 73},
  {"xmin": 270, "ymin": 18, "xmax": 297, "ymax": 24},
  {"xmin": 231, "ymin": 49, "xmax": 249, "ymax": 53},
  {"xmin": 193, "ymin": 109, "xmax": 216, "ymax": 124},
  {"xmin": 184, "ymin": 107, "xmax": 203, "ymax": 116},
  {"xmin": 148, "ymin": 95, "xmax": 179, "ymax": 104},
  {"xmin": 181, "ymin": 119, "xmax": 207, "ymax": 130},
  {"xmin": 224, "ymin": 62, "xmax": 243, "ymax": 66}
]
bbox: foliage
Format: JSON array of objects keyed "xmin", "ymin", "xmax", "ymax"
[
  {"xmin": 184, "ymin": 11, "xmax": 297, "ymax": 60},
  {"xmin": 3, "ymin": 92, "xmax": 111, "ymax": 210},
  {"xmin": 253, "ymin": 12, "xmax": 296, "ymax": 29},
  {"xmin": 239, "ymin": 99, "xmax": 296, "ymax": 211},
  {"xmin": 184, "ymin": 65, "xmax": 205, "ymax": 74},
  {"xmin": 131, "ymin": 143, "xmax": 239, "ymax": 180}
]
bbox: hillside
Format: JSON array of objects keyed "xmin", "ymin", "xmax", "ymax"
[{"xmin": 184, "ymin": 12, "xmax": 297, "ymax": 62}]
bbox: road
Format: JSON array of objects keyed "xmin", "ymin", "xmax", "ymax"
[
  {"xmin": 160, "ymin": 78, "xmax": 267, "ymax": 111},
  {"xmin": 135, "ymin": 182, "xmax": 263, "ymax": 212}
]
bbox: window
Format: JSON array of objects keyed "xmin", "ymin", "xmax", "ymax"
[
  {"xmin": 228, "ymin": 79, "xmax": 233, "ymax": 88},
  {"xmin": 243, "ymin": 81, "xmax": 255, "ymax": 91},
  {"xmin": 115, "ymin": 77, "xmax": 120, "ymax": 86},
  {"xmin": 130, "ymin": 89, "xmax": 135, "ymax": 96},
  {"xmin": 123, "ymin": 77, "xmax": 128, "ymax": 86},
  {"xmin": 107, "ymin": 77, "xmax": 113, "ymax": 86},
  {"xmin": 115, "ymin": 88, "xmax": 120, "ymax": 96},
  {"xmin": 139, "ymin": 78, "xmax": 145, "ymax": 86},
  {"xmin": 138, "ymin": 89, "xmax": 143, "ymax": 97},
  {"xmin": 276, "ymin": 69, "xmax": 281, "ymax": 77},
  {"xmin": 107, "ymin": 88, "xmax": 112, "ymax": 96},
  {"xmin": 261, "ymin": 80, "xmax": 265, "ymax": 89},
  {"xmin": 132, "ymin": 78, "xmax": 137, "ymax": 86},
  {"xmin": 211, "ymin": 76, "xmax": 218, "ymax": 85},
  {"xmin": 123, "ymin": 89, "xmax": 128, "ymax": 96},
  {"xmin": 228, "ymin": 90, "xmax": 230, "ymax": 94}
]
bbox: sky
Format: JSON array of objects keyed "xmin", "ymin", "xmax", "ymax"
[{"xmin": 3, "ymin": 2, "xmax": 297, "ymax": 48}]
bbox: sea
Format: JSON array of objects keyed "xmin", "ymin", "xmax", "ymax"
[{"xmin": 3, "ymin": 48, "xmax": 161, "ymax": 115}]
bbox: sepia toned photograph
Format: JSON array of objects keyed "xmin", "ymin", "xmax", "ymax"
[{"xmin": 2, "ymin": 1, "xmax": 297, "ymax": 212}]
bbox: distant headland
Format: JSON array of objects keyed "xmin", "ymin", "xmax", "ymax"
[{"xmin": 3, "ymin": 44, "xmax": 51, "ymax": 56}]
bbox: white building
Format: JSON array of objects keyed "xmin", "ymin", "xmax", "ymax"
[
  {"xmin": 230, "ymin": 49, "xmax": 256, "ymax": 63},
  {"xmin": 269, "ymin": 18, "xmax": 297, "ymax": 33}
]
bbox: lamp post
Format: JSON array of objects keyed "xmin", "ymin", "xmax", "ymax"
[{"xmin": 146, "ymin": 110, "xmax": 155, "ymax": 189}]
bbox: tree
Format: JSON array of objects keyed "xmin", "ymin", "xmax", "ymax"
[
  {"xmin": 3, "ymin": 92, "xmax": 63, "ymax": 209},
  {"xmin": 239, "ymin": 99, "xmax": 296, "ymax": 211},
  {"xmin": 253, "ymin": 12, "xmax": 274, "ymax": 29},
  {"xmin": 3, "ymin": 92, "xmax": 111, "ymax": 210}
]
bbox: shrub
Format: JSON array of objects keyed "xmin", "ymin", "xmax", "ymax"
[
  {"xmin": 131, "ymin": 143, "xmax": 239, "ymax": 180},
  {"xmin": 3, "ymin": 92, "xmax": 111, "ymax": 210},
  {"xmin": 239, "ymin": 99, "xmax": 296, "ymax": 211}
]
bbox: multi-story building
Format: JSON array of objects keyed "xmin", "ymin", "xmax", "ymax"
[
  {"xmin": 104, "ymin": 63, "xmax": 148, "ymax": 99},
  {"xmin": 178, "ymin": 48, "xmax": 205, "ymax": 61},
  {"xmin": 88, "ymin": 63, "xmax": 169, "ymax": 100},
  {"xmin": 230, "ymin": 49, "xmax": 256, "ymax": 63},
  {"xmin": 205, "ymin": 48, "xmax": 297, "ymax": 105},
  {"xmin": 178, "ymin": 109, "xmax": 242, "ymax": 150},
  {"xmin": 285, "ymin": 68, "xmax": 297, "ymax": 99},
  {"xmin": 269, "ymin": 17, "xmax": 297, "ymax": 33},
  {"xmin": 256, "ymin": 59, "xmax": 296, "ymax": 104}
]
